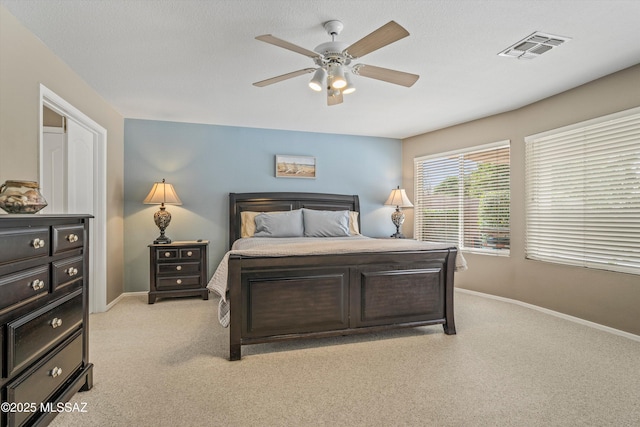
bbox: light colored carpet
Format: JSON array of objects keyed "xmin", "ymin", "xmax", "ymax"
[{"xmin": 49, "ymin": 290, "xmax": 640, "ymax": 427}]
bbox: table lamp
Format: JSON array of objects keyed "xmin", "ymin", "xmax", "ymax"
[
  {"xmin": 384, "ymin": 186, "xmax": 413, "ymax": 238},
  {"xmin": 143, "ymin": 179, "xmax": 182, "ymax": 244}
]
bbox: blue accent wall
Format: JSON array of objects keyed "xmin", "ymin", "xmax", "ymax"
[{"xmin": 124, "ymin": 119, "xmax": 402, "ymax": 292}]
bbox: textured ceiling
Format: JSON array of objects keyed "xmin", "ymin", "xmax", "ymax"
[{"xmin": 2, "ymin": 0, "xmax": 640, "ymax": 139}]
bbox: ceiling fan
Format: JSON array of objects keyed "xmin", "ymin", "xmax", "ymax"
[{"xmin": 253, "ymin": 20, "xmax": 419, "ymax": 106}]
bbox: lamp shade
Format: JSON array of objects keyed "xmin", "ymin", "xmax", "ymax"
[
  {"xmin": 308, "ymin": 68, "xmax": 326, "ymax": 92},
  {"xmin": 143, "ymin": 179, "xmax": 182, "ymax": 205},
  {"xmin": 342, "ymin": 72, "xmax": 356, "ymax": 95},
  {"xmin": 329, "ymin": 64, "xmax": 347, "ymax": 89},
  {"xmin": 384, "ymin": 186, "xmax": 413, "ymax": 208}
]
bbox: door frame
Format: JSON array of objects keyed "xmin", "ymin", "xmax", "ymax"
[{"xmin": 39, "ymin": 84, "xmax": 108, "ymax": 313}]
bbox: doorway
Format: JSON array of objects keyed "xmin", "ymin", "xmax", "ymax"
[{"xmin": 39, "ymin": 85, "xmax": 107, "ymax": 313}]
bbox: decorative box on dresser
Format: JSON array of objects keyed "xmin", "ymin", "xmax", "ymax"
[
  {"xmin": 0, "ymin": 215, "xmax": 93, "ymax": 427},
  {"xmin": 148, "ymin": 241, "xmax": 209, "ymax": 304}
]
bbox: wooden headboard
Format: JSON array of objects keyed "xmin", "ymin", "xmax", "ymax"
[{"xmin": 228, "ymin": 192, "xmax": 360, "ymax": 249}]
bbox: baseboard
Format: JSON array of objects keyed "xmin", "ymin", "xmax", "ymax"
[
  {"xmin": 105, "ymin": 291, "xmax": 147, "ymax": 311},
  {"xmin": 455, "ymin": 287, "xmax": 640, "ymax": 342}
]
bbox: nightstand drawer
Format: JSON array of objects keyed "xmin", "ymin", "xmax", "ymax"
[
  {"xmin": 157, "ymin": 261, "xmax": 200, "ymax": 275},
  {"xmin": 157, "ymin": 275, "xmax": 201, "ymax": 290},
  {"xmin": 180, "ymin": 248, "xmax": 201, "ymax": 259},
  {"xmin": 6, "ymin": 291, "xmax": 83, "ymax": 377},
  {"xmin": 0, "ymin": 227, "xmax": 49, "ymax": 265},
  {"xmin": 6, "ymin": 332, "xmax": 83, "ymax": 427},
  {"xmin": 0, "ymin": 265, "xmax": 49, "ymax": 314},
  {"xmin": 157, "ymin": 248, "xmax": 179, "ymax": 259}
]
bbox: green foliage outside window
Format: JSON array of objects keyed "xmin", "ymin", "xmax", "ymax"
[{"xmin": 423, "ymin": 162, "xmax": 510, "ymax": 249}]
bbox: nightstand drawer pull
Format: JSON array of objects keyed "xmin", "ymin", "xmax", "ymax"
[
  {"xmin": 32, "ymin": 238, "xmax": 46, "ymax": 249},
  {"xmin": 66, "ymin": 267, "xmax": 79, "ymax": 277},
  {"xmin": 176, "ymin": 279, "xmax": 182, "ymax": 284},
  {"xmin": 31, "ymin": 279, "xmax": 45, "ymax": 291},
  {"xmin": 66, "ymin": 233, "xmax": 79, "ymax": 243},
  {"xmin": 176, "ymin": 265, "xmax": 182, "ymax": 271},
  {"xmin": 186, "ymin": 251, "xmax": 193, "ymax": 257},
  {"xmin": 50, "ymin": 367, "xmax": 63, "ymax": 378},
  {"xmin": 165, "ymin": 252, "xmax": 171, "ymax": 257},
  {"xmin": 50, "ymin": 317, "xmax": 63, "ymax": 328}
]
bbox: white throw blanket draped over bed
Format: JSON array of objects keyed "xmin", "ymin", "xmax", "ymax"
[{"xmin": 207, "ymin": 236, "xmax": 468, "ymax": 327}]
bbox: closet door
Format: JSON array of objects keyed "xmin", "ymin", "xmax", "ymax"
[
  {"xmin": 66, "ymin": 119, "xmax": 94, "ymax": 216},
  {"xmin": 41, "ymin": 126, "xmax": 66, "ymax": 214}
]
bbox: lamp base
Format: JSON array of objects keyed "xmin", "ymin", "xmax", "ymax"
[
  {"xmin": 153, "ymin": 205, "xmax": 172, "ymax": 244},
  {"xmin": 153, "ymin": 235, "xmax": 172, "ymax": 244},
  {"xmin": 390, "ymin": 207, "xmax": 406, "ymax": 239}
]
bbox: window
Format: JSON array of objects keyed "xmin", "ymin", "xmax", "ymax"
[
  {"xmin": 525, "ymin": 107, "xmax": 640, "ymax": 275},
  {"xmin": 414, "ymin": 141, "xmax": 510, "ymax": 255}
]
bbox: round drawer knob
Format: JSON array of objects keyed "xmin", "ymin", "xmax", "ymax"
[
  {"xmin": 32, "ymin": 238, "xmax": 46, "ymax": 249},
  {"xmin": 176, "ymin": 265, "xmax": 182, "ymax": 271},
  {"xmin": 165, "ymin": 252, "xmax": 171, "ymax": 258},
  {"xmin": 66, "ymin": 267, "xmax": 78, "ymax": 276},
  {"xmin": 31, "ymin": 279, "xmax": 45, "ymax": 291},
  {"xmin": 176, "ymin": 279, "xmax": 182, "ymax": 284},
  {"xmin": 66, "ymin": 233, "xmax": 79, "ymax": 243},
  {"xmin": 50, "ymin": 317, "xmax": 63, "ymax": 328},
  {"xmin": 187, "ymin": 251, "xmax": 193, "ymax": 257},
  {"xmin": 50, "ymin": 367, "xmax": 63, "ymax": 378}
]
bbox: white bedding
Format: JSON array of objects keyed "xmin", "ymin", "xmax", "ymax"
[{"xmin": 207, "ymin": 236, "xmax": 467, "ymax": 327}]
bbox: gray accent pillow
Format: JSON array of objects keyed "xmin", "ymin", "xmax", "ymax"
[
  {"xmin": 302, "ymin": 209, "xmax": 350, "ymax": 237},
  {"xmin": 254, "ymin": 209, "xmax": 304, "ymax": 237}
]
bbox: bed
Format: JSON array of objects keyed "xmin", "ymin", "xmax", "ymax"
[{"xmin": 208, "ymin": 192, "xmax": 465, "ymax": 360}]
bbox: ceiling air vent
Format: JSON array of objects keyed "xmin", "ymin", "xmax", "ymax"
[{"xmin": 498, "ymin": 32, "xmax": 571, "ymax": 60}]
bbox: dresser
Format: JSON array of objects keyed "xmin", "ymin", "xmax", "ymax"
[
  {"xmin": 0, "ymin": 215, "xmax": 93, "ymax": 427},
  {"xmin": 148, "ymin": 241, "xmax": 209, "ymax": 304}
]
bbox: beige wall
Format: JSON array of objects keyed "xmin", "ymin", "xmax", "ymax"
[
  {"xmin": 0, "ymin": 6, "xmax": 125, "ymax": 304},
  {"xmin": 403, "ymin": 64, "xmax": 640, "ymax": 335}
]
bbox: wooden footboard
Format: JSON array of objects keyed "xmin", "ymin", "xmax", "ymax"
[{"xmin": 228, "ymin": 249, "xmax": 457, "ymax": 360}]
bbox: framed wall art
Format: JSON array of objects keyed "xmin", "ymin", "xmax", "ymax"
[{"xmin": 275, "ymin": 155, "xmax": 316, "ymax": 179}]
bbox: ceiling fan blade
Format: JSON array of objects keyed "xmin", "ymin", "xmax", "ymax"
[
  {"xmin": 344, "ymin": 21, "xmax": 410, "ymax": 59},
  {"xmin": 253, "ymin": 68, "xmax": 316, "ymax": 87},
  {"xmin": 354, "ymin": 64, "xmax": 419, "ymax": 87},
  {"xmin": 255, "ymin": 34, "xmax": 319, "ymax": 58},
  {"xmin": 327, "ymin": 90, "xmax": 343, "ymax": 106}
]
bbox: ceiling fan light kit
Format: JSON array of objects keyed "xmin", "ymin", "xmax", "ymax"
[
  {"xmin": 308, "ymin": 68, "xmax": 326, "ymax": 91},
  {"xmin": 253, "ymin": 20, "xmax": 419, "ymax": 106}
]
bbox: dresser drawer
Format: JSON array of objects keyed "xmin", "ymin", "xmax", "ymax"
[
  {"xmin": 157, "ymin": 261, "xmax": 200, "ymax": 275},
  {"xmin": 6, "ymin": 332, "xmax": 83, "ymax": 427},
  {"xmin": 52, "ymin": 256, "xmax": 84, "ymax": 292},
  {"xmin": 52, "ymin": 224, "xmax": 84, "ymax": 254},
  {"xmin": 157, "ymin": 275, "xmax": 201, "ymax": 290},
  {"xmin": 6, "ymin": 291, "xmax": 83, "ymax": 377},
  {"xmin": 1, "ymin": 327, "xmax": 3, "ymax": 380},
  {"xmin": 0, "ymin": 227, "xmax": 49, "ymax": 266},
  {"xmin": 0, "ymin": 265, "xmax": 49, "ymax": 314}
]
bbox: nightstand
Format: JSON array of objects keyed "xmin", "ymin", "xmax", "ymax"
[{"xmin": 148, "ymin": 240, "xmax": 209, "ymax": 304}]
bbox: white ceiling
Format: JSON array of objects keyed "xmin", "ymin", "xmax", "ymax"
[{"xmin": 3, "ymin": 0, "xmax": 640, "ymax": 139}]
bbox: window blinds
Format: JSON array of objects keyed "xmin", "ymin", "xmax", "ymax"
[
  {"xmin": 414, "ymin": 141, "xmax": 510, "ymax": 254},
  {"xmin": 525, "ymin": 108, "xmax": 640, "ymax": 275}
]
